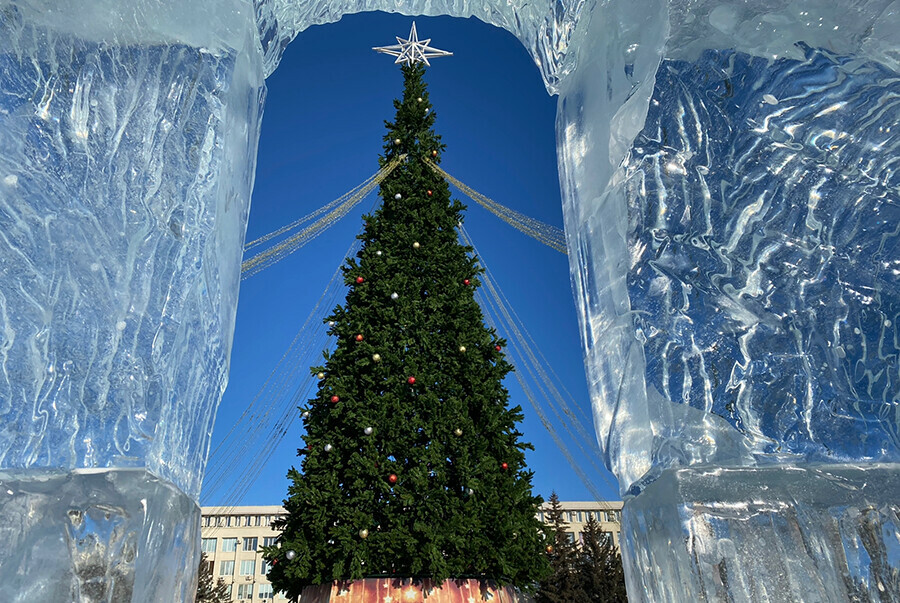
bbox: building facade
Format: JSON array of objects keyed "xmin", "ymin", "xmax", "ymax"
[{"xmin": 199, "ymin": 500, "xmax": 623, "ymax": 601}]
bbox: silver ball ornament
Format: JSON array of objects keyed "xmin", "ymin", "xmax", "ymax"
[
  {"xmin": 376, "ymin": 250, "xmax": 382, "ymax": 256},
  {"xmin": 417, "ymin": 97, "xmax": 423, "ymax": 102},
  {"xmin": 328, "ymin": 321, "xmax": 335, "ymax": 327},
  {"xmin": 364, "ymin": 426, "xmax": 373, "ymax": 435},
  {"xmin": 324, "ymin": 444, "xmax": 333, "ymax": 452},
  {"xmin": 412, "ymin": 241, "xmax": 420, "ymax": 249},
  {"xmin": 302, "ymin": 411, "xmax": 310, "ymax": 418},
  {"xmin": 394, "ymin": 193, "xmax": 402, "ymax": 200},
  {"xmin": 359, "ymin": 528, "xmax": 369, "ymax": 539},
  {"xmin": 467, "ymin": 488, "xmax": 475, "ymax": 496},
  {"xmin": 285, "ymin": 550, "xmax": 296, "ymax": 560},
  {"xmin": 372, "ymin": 353, "xmax": 382, "ymax": 363},
  {"xmin": 391, "ymin": 292, "xmax": 399, "ymax": 300}
]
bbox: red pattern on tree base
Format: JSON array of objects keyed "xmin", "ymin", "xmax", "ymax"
[{"xmin": 299, "ymin": 578, "xmax": 526, "ymax": 602}]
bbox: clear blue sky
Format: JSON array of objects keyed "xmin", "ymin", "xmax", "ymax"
[{"xmin": 203, "ymin": 12, "xmax": 620, "ymax": 506}]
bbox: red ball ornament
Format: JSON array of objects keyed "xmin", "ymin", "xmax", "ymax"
[
  {"xmin": 355, "ymin": 334, "xmax": 364, "ymax": 342},
  {"xmin": 407, "ymin": 376, "xmax": 416, "ymax": 385},
  {"xmin": 463, "ymin": 279, "xmax": 470, "ymax": 286},
  {"xmin": 356, "ymin": 276, "xmax": 364, "ymax": 284},
  {"xmin": 330, "ymin": 395, "xmax": 340, "ymax": 404},
  {"xmin": 501, "ymin": 462, "xmax": 509, "ymax": 470},
  {"xmin": 388, "ymin": 473, "xmax": 398, "ymax": 484},
  {"xmin": 495, "ymin": 345, "xmax": 502, "ymax": 352},
  {"xmin": 426, "ymin": 189, "xmax": 433, "ymax": 197}
]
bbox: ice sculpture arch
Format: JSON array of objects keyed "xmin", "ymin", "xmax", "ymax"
[{"xmin": 2, "ymin": 0, "xmax": 900, "ymax": 600}]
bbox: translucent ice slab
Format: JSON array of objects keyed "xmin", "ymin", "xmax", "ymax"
[{"xmin": 0, "ymin": 469, "xmax": 199, "ymax": 602}]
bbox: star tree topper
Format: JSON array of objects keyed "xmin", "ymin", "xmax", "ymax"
[{"xmin": 373, "ymin": 22, "xmax": 453, "ymax": 66}]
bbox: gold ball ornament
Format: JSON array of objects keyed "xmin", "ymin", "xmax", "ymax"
[
  {"xmin": 412, "ymin": 241, "xmax": 420, "ymax": 249},
  {"xmin": 417, "ymin": 97, "xmax": 423, "ymax": 102},
  {"xmin": 359, "ymin": 529, "xmax": 369, "ymax": 539},
  {"xmin": 459, "ymin": 346, "xmax": 466, "ymax": 353},
  {"xmin": 317, "ymin": 372, "xmax": 325, "ymax": 379},
  {"xmin": 372, "ymin": 353, "xmax": 382, "ymax": 363},
  {"xmin": 394, "ymin": 138, "xmax": 401, "ymax": 145},
  {"xmin": 546, "ymin": 545, "xmax": 554, "ymax": 553},
  {"xmin": 454, "ymin": 428, "xmax": 463, "ymax": 436}
]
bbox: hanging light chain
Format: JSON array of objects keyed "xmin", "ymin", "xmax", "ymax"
[{"xmin": 424, "ymin": 158, "xmax": 567, "ymax": 255}]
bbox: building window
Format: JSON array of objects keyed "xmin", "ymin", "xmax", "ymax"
[
  {"xmin": 224, "ymin": 584, "xmax": 233, "ymax": 598},
  {"xmin": 578, "ymin": 531, "xmax": 585, "ymax": 543},
  {"xmin": 566, "ymin": 532, "xmax": 575, "ymax": 543},
  {"xmin": 609, "ymin": 510, "xmax": 620, "ymax": 522},
  {"xmin": 201, "ymin": 538, "xmax": 217, "ymax": 553},
  {"xmin": 255, "ymin": 515, "xmax": 262, "ymax": 526},
  {"xmin": 263, "ymin": 537, "xmax": 277, "ymax": 547},
  {"xmin": 216, "ymin": 516, "xmax": 225, "ymax": 527},
  {"xmin": 243, "ymin": 537, "xmax": 258, "ymax": 552},
  {"xmin": 567, "ymin": 512, "xmax": 576, "ymax": 523},
  {"xmin": 258, "ymin": 583, "xmax": 274, "ymax": 599},
  {"xmin": 203, "ymin": 516, "xmax": 212, "ymax": 527},
  {"xmin": 219, "ymin": 560, "xmax": 234, "ymax": 576},
  {"xmin": 222, "ymin": 537, "xmax": 238, "ymax": 552},
  {"xmin": 245, "ymin": 515, "xmax": 253, "ymax": 527},
  {"xmin": 536, "ymin": 511, "xmax": 544, "ymax": 522},
  {"xmin": 240, "ymin": 559, "xmax": 256, "ymax": 576},
  {"xmin": 260, "ymin": 560, "xmax": 271, "ymax": 575},
  {"xmin": 596, "ymin": 511, "xmax": 606, "ymax": 522},
  {"xmin": 237, "ymin": 583, "xmax": 254, "ymax": 599}
]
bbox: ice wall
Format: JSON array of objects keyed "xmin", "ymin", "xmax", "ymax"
[
  {"xmin": 0, "ymin": 1, "xmax": 264, "ymax": 597},
  {"xmin": 557, "ymin": 0, "xmax": 900, "ymax": 494},
  {"xmin": 0, "ymin": 1, "xmax": 262, "ymax": 499}
]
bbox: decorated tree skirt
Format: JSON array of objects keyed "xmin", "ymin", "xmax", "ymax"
[{"xmin": 299, "ymin": 578, "xmax": 529, "ymax": 602}]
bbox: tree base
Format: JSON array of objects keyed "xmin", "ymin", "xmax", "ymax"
[{"xmin": 299, "ymin": 578, "xmax": 530, "ymax": 602}]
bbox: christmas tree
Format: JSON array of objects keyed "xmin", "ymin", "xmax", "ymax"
[{"xmin": 264, "ymin": 60, "xmax": 549, "ymax": 597}]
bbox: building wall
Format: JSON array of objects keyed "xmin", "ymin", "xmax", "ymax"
[{"xmin": 200, "ymin": 500, "xmax": 623, "ymax": 601}]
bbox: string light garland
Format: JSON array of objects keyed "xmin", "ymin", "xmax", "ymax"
[
  {"xmin": 424, "ymin": 157, "xmax": 567, "ymax": 254},
  {"xmin": 241, "ymin": 155, "xmax": 406, "ymax": 278}
]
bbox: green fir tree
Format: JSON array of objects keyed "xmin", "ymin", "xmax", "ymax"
[
  {"xmin": 575, "ymin": 516, "xmax": 628, "ymax": 602},
  {"xmin": 265, "ymin": 62, "xmax": 549, "ymax": 598},
  {"xmin": 536, "ymin": 492, "xmax": 580, "ymax": 603},
  {"xmin": 195, "ymin": 553, "xmax": 230, "ymax": 603}
]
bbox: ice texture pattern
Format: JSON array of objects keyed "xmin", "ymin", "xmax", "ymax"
[
  {"xmin": 0, "ymin": 469, "xmax": 199, "ymax": 602},
  {"xmin": 624, "ymin": 44, "xmax": 900, "ymax": 488},
  {"xmin": 0, "ymin": 2, "xmax": 262, "ymax": 499}
]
